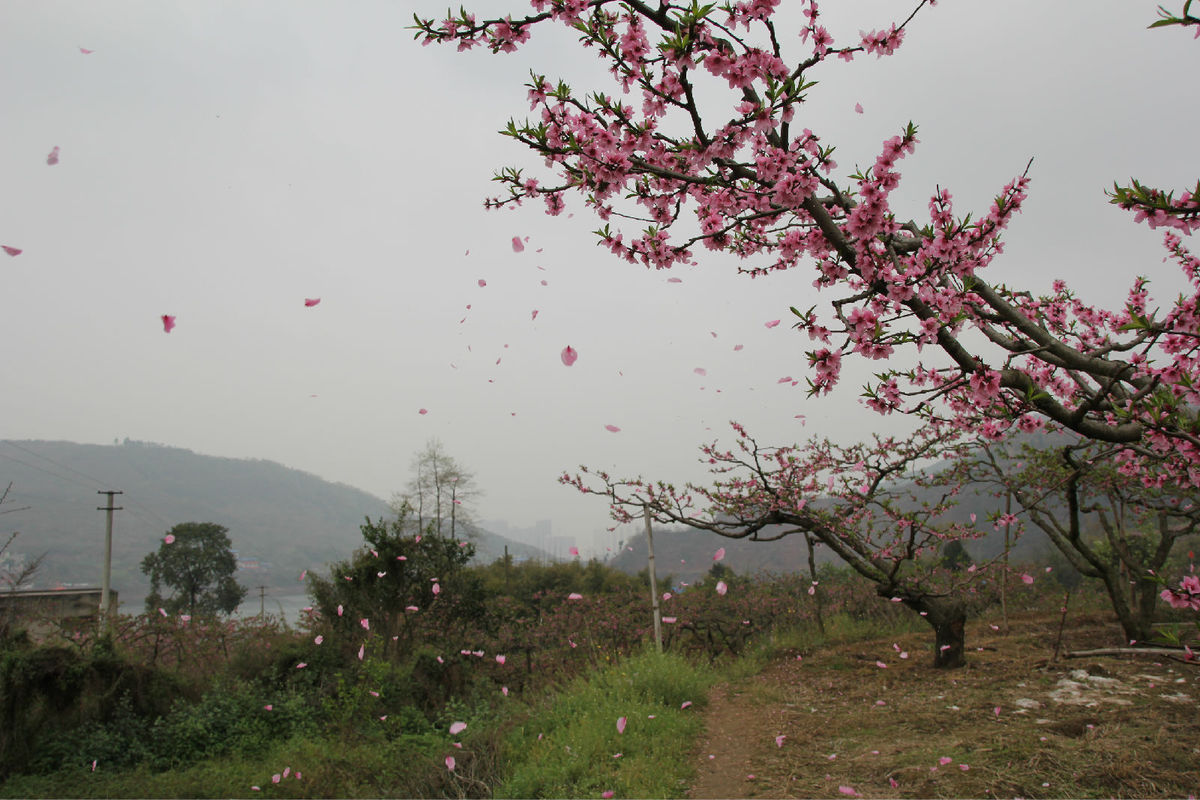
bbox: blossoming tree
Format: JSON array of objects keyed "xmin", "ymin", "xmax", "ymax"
[
  {"xmin": 416, "ymin": 1, "xmax": 1199, "ymax": 638},
  {"xmin": 563, "ymin": 423, "xmax": 999, "ymax": 668}
]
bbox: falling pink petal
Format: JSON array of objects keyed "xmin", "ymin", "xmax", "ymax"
[
  {"xmin": 158, "ymin": 607, "xmax": 167, "ymax": 617},
  {"xmin": 478, "ymin": 279, "xmax": 487, "ymax": 287},
  {"xmin": 161, "ymin": 315, "xmax": 176, "ymax": 333},
  {"xmin": 875, "ymin": 661, "xmax": 888, "ymax": 668},
  {"xmin": 569, "ymin": 546, "xmax": 579, "ymax": 556},
  {"xmin": 1, "ymin": 246, "xmax": 22, "ymax": 257},
  {"xmin": 296, "ymin": 662, "xmax": 307, "ymax": 669},
  {"xmin": 959, "ymin": 764, "xmax": 970, "ymax": 771},
  {"xmin": 46, "ymin": 146, "xmax": 60, "ymax": 165},
  {"xmin": 419, "ymin": 408, "xmax": 428, "ymax": 415},
  {"xmin": 694, "ymin": 367, "xmax": 707, "ymax": 376},
  {"xmin": 765, "ymin": 319, "xmax": 781, "ymax": 328},
  {"xmin": 1021, "ymin": 573, "xmax": 1034, "ymax": 584},
  {"xmin": 511, "ymin": 237, "xmax": 524, "ymax": 252},
  {"xmin": 662, "ymin": 616, "xmax": 677, "ymax": 623},
  {"xmin": 713, "ymin": 548, "xmax": 726, "ymax": 561},
  {"xmin": 405, "ymin": 605, "xmax": 419, "ymax": 611},
  {"xmin": 616, "ymin": 716, "xmax": 627, "ymax": 734},
  {"xmin": 716, "ymin": 580, "xmax": 728, "ymax": 596},
  {"xmin": 667, "ymin": 277, "xmax": 682, "ymax": 283},
  {"xmin": 360, "ymin": 618, "xmax": 370, "ymax": 630},
  {"xmin": 561, "ymin": 345, "xmax": 578, "ymax": 366},
  {"xmin": 496, "ymin": 654, "xmax": 506, "ymax": 664},
  {"xmin": 314, "ymin": 635, "xmax": 324, "ymax": 645},
  {"xmin": 357, "ymin": 645, "xmax": 365, "ymax": 660},
  {"xmin": 450, "ymin": 721, "xmax": 467, "ymax": 735},
  {"xmin": 604, "ymin": 424, "xmax": 621, "ymax": 432},
  {"xmin": 79, "ymin": 46, "xmax": 94, "ymax": 54},
  {"xmin": 567, "ymin": 592, "xmax": 583, "ymax": 600},
  {"xmin": 602, "ymin": 792, "xmax": 614, "ymax": 799},
  {"xmin": 163, "ymin": 534, "xmax": 175, "ymax": 544},
  {"xmin": 854, "ymin": 102, "xmax": 864, "ymax": 114},
  {"xmin": 445, "ymin": 756, "xmax": 456, "ymax": 771},
  {"xmin": 502, "ymin": 686, "xmax": 509, "ymax": 696},
  {"xmin": 299, "ymin": 569, "xmax": 307, "ymax": 581},
  {"xmin": 531, "ymin": 309, "xmax": 539, "ymax": 320},
  {"xmin": 777, "ymin": 376, "xmax": 793, "ymax": 384},
  {"xmin": 91, "ymin": 760, "xmax": 97, "ymax": 771},
  {"xmin": 432, "ymin": 582, "xmax": 441, "ymax": 595},
  {"xmin": 264, "ymin": 704, "xmax": 273, "ymax": 711},
  {"xmin": 337, "ymin": 604, "xmax": 344, "ymax": 616}
]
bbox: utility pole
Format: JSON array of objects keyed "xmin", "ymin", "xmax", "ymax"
[
  {"xmin": 97, "ymin": 490, "xmax": 123, "ymax": 627},
  {"xmin": 258, "ymin": 585, "xmax": 267, "ymax": 616},
  {"xmin": 644, "ymin": 504, "xmax": 662, "ymax": 653}
]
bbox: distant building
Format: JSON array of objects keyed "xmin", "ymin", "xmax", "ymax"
[{"xmin": 0, "ymin": 587, "xmax": 116, "ymax": 633}]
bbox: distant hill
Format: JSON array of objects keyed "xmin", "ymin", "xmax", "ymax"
[{"xmin": 0, "ymin": 440, "xmax": 549, "ymax": 611}]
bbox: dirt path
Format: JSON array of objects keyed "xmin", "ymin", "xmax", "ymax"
[{"xmin": 685, "ymin": 613, "xmax": 1199, "ymax": 799}]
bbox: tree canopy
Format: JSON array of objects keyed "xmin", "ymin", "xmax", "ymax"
[{"xmin": 141, "ymin": 522, "xmax": 246, "ymax": 617}]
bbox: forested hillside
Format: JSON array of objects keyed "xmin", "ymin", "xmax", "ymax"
[{"xmin": 0, "ymin": 440, "xmax": 546, "ymax": 608}]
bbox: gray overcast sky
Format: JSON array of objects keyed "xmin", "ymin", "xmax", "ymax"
[{"xmin": 2, "ymin": 1, "xmax": 1196, "ymax": 554}]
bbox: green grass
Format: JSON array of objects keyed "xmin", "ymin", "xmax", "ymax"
[{"xmin": 496, "ymin": 646, "xmax": 719, "ymax": 799}]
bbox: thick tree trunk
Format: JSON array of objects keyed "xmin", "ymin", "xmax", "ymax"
[{"xmin": 912, "ymin": 597, "xmax": 968, "ymax": 669}]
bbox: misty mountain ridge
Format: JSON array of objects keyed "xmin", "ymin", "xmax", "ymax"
[{"xmin": 0, "ymin": 439, "xmax": 551, "ymax": 609}]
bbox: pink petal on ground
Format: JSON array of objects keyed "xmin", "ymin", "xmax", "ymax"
[
  {"xmin": 449, "ymin": 721, "xmax": 467, "ymax": 735},
  {"xmin": 854, "ymin": 102, "xmax": 864, "ymax": 113},
  {"xmin": 716, "ymin": 581, "xmax": 728, "ymax": 596},
  {"xmin": 47, "ymin": 146, "xmax": 60, "ymax": 165},
  {"xmin": 161, "ymin": 315, "xmax": 176, "ymax": 333},
  {"xmin": 360, "ymin": 618, "xmax": 370, "ymax": 630},
  {"xmin": 445, "ymin": 756, "xmax": 456, "ymax": 771},
  {"xmin": 604, "ymin": 424, "xmax": 621, "ymax": 433},
  {"xmin": 405, "ymin": 605, "xmax": 419, "ymax": 612},
  {"xmin": 337, "ymin": 604, "xmax": 344, "ymax": 616},
  {"xmin": 616, "ymin": 716, "xmax": 627, "ymax": 734},
  {"xmin": 838, "ymin": 786, "xmax": 860, "ymax": 796},
  {"xmin": 158, "ymin": 608, "xmax": 167, "ymax": 617},
  {"xmin": 938, "ymin": 756, "xmax": 952, "ymax": 765},
  {"xmin": 511, "ymin": 237, "xmax": 524, "ymax": 252},
  {"xmin": 432, "ymin": 583, "xmax": 441, "ymax": 595},
  {"xmin": 567, "ymin": 592, "xmax": 583, "ymax": 600},
  {"xmin": 502, "ymin": 686, "xmax": 509, "ymax": 696},
  {"xmin": 775, "ymin": 735, "xmax": 786, "ymax": 747},
  {"xmin": 765, "ymin": 319, "xmax": 781, "ymax": 328},
  {"xmin": 876, "ymin": 661, "xmax": 888, "ymax": 668},
  {"xmin": 662, "ymin": 616, "xmax": 677, "ymax": 623},
  {"xmin": 2, "ymin": 246, "xmax": 22, "ymax": 257},
  {"xmin": 561, "ymin": 345, "xmax": 578, "ymax": 366},
  {"xmin": 713, "ymin": 548, "xmax": 726, "ymax": 561},
  {"xmin": 681, "ymin": 700, "xmax": 692, "ymax": 709},
  {"xmin": 602, "ymin": 792, "xmax": 614, "ymax": 799}
]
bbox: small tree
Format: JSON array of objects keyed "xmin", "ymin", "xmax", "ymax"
[
  {"xmin": 307, "ymin": 505, "xmax": 482, "ymax": 658},
  {"xmin": 947, "ymin": 438, "xmax": 1200, "ymax": 644},
  {"xmin": 141, "ymin": 522, "xmax": 246, "ymax": 617},
  {"xmin": 565, "ymin": 423, "xmax": 1001, "ymax": 668}
]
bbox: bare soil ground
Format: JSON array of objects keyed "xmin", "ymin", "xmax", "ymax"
[{"xmin": 687, "ymin": 610, "xmax": 1199, "ymax": 799}]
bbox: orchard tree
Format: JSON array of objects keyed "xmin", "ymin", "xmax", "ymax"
[
  {"xmin": 565, "ymin": 423, "xmax": 1002, "ymax": 668},
  {"xmin": 414, "ymin": 3, "xmax": 1198, "ymax": 476},
  {"xmin": 141, "ymin": 522, "xmax": 246, "ymax": 617},
  {"xmin": 417, "ymin": 1, "xmax": 1200, "ymax": 618},
  {"xmin": 942, "ymin": 436, "xmax": 1200, "ymax": 644}
]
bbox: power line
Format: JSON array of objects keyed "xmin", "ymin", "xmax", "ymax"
[{"xmin": 0, "ymin": 441, "xmax": 114, "ymax": 490}]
